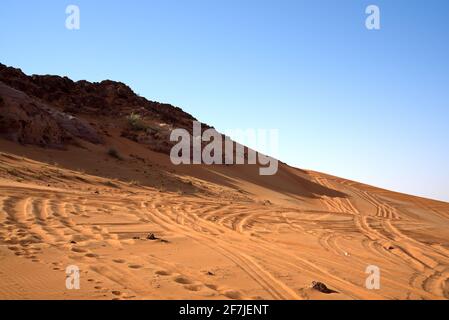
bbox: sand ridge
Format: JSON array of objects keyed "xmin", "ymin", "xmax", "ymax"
[{"xmin": 0, "ymin": 148, "xmax": 448, "ymax": 300}]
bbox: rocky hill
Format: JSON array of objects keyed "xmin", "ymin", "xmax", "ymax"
[{"xmin": 0, "ymin": 63, "xmax": 200, "ymax": 153}]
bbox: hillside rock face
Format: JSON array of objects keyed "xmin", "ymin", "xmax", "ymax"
[
  {"xmin": 0, "ymin": 64, "xmax": 195, "ymax": 123},
  {"xmin": 0, "ymin": 63, "xmax": 200, "ymax": 151},
  {"xmin": 0, "ymin": 82, "xmax": 101, "ymax": 148}
]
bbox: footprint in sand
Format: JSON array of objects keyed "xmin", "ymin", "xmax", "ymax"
[
  {"xmin": 174, "ymin": 276, "xmax": 192, "ymax": 285},
  {"xmin": 223, "ymin": 290, "xmax": 242, "ymax": 300},
  {"xmin": 19, "ymin": 240, "xmax": 31, "ymax": 247},
  {"xmin": 71, "ymin": 247, "xmax": 87, "ymax": 253},
  {"xmin": 112, "ymin": 259, "xmax": 126, "ymax": 264},
  {"xmin": 155, "ymin": 270, "xmax": 172, "ymax": 276},
  {"xmin": 111, "ymin": 290, "xmax": 122, "ymax": 296},
  {"xmin": 128, "ymin": 264, "xmax": 143, "ymax": 269},
  {"xmin": 205, "ymin": 284, "xmax": 218, "ymax": 290},
  {"xmin": 184, "ymin": 284, "xmax": 203, "ymax": 292},
  {"xmin": 85, "ymin": 253, "xmax": 99, "ymax": 258}
]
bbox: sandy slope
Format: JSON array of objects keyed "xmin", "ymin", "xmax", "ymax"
[
  {"xmin": 0, "ymin": 139, "xmax": 449, "ymax": 300},
  {"xmin": 0, "ymin": 141, "xmax": 449, "ymax": 299},
  {"xmin": 1, "ymin": 65, "xmax": 448, "ymax": 300}
]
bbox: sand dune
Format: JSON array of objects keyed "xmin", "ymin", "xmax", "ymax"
[
  {"xmin": 1, "ymin": 143, "xmax": 448, "ymax": 300},
  {"xmin": 0, "ymin": 65, "xmax": 448, "ymax": 300}
]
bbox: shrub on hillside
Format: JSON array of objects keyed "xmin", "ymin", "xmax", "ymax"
[{"xmin": 126, "ymin": 112, "xmax": 148, "ymax": 131}]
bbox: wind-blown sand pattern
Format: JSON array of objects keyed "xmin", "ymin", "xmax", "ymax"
[
  {"xmin": 1, "ymin": 147, "xmax": 448, "ymax": 300},
  {"xmin": 0, "ymin": 65, "xmax": 448, "ymax": 300}
]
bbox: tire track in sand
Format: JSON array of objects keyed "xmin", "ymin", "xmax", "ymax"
[{"xmin": 143, "ymin": 201, "xmax": 300, "ymax": 300}]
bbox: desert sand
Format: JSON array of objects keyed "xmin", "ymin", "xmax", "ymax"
[
  {"xmin": 0, "ymin": 64, "xmax": 448, "ymax": 300},
  {"xmin": 1, "ymin": 138, "xmax": 448, "ymax": 300}
]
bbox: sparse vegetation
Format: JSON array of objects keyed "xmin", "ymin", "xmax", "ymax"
[
  {"xmin": 7, "ymin": 168, "xmax": 20, "ymax": 177},
  {"xmin": 107, "ymin": 147, "xmax": 122, "ymax": 160},
  {"xmin": 103, "ymin": 180, "xmax": 119, "ymax": 188},
  {"xmin": 129, "ymin": 180, "xmax": 141, "ymax": 186},
  {"xmin": 126, "ymin": 112, "xmax": 148, "ymax": 131}
]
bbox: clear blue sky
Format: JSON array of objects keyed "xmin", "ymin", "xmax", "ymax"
[{"xmin": 1, "ymin": 0, "xmax": 448, "ymax": 201}]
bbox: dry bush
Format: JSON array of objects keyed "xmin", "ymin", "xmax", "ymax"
[
  {"xmin": 126, "ymin": 112, "xmax": 148, "ymax": 131},
  {"xmin": 107, "ymin": 147, "xmax": 122, "ymax": 160}
]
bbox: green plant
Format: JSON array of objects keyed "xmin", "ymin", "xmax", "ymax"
[{"xmin": 126, "ymin": 112, "xmax": 148, "ymax": 131}]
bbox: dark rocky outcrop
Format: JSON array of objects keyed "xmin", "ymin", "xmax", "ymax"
[
  {"xmin": 0, "ymin": 63, "xmax": 200, "ymax": 151},
  {"xmin": 0, "ymin": 81, "xmax": 101, "ymax": 147},
  {"xmin": 0, "ymin": 63, "xmax": 196, "ymax": 125}
]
